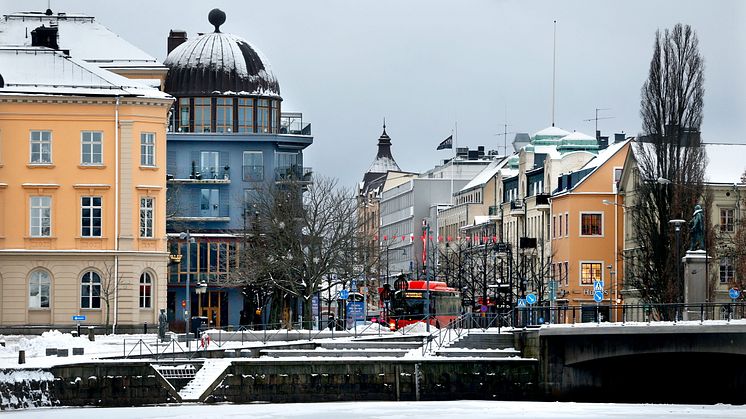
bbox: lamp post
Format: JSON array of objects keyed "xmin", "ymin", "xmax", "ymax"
[
  {"xmin": 602, "ymin": 198, "xmax": 626, "ymax": 321},
  {"xmin": 422, "ymin": 219, "xmax": 431, "ymax": 332},
  {"xmin": 179, "ymin": 230, "xmax": 194, "ymax": 348},
  {"xmin": 669, "ymin": 219, "xmax": 687, "ymax": 304}
]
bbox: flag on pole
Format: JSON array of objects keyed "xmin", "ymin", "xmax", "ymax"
[{"xmin": 436, "ymin": 134, "xmax": 453, "ymax": 150}]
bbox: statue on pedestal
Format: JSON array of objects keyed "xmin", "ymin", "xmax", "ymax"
[
  {"xmin": 689, "ymin": 204, "xmax": 705, "ymax": 251},
  {"xmin": 158, "ymin": 308, "xmax": 168, "ymax": 340}
]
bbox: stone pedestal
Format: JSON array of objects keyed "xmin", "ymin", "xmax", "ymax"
[{"xmin": 683, "ymin": 250, "xmax": 708, "ymax": 320}]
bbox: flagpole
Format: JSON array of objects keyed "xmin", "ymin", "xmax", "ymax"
[{"xmin": 451, "ymin": 122, "xmax": 458, "ymax": 205}]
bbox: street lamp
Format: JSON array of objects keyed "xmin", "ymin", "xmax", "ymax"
[
  {"xmin": 179, "ymin": 230, "xmax": 195, "ymax": 348},
  {"xmin": 669, "ymin": 219, "xmax": 687, "ymax": 303},
  {"xmin": 602, "ymin": 198, "xmax": 627, "ymax": 321}
]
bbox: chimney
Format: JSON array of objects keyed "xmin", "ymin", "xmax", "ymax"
[
  {"xmin": 598, "ymin": 136, "xmax": 609, "ymax": 150},
  {"xmin": 614, "ymin": 133, "xmax": 626, "ymax": 143},
  {"xmin": 477, "ymin": 146, "xmax": 485, "ymax": 158},
  {"xmin": 30, "ymin": 25, "xmax": 59, "ymax": 50},
  {"xmin": 168, "ymin": 30, "xmax": 188, "ymax": 54}
]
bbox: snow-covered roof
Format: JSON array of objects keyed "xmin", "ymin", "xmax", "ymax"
[
  {"xmin": 0, "ymin": 12, "xmax": 164, "ymax": 70},
  {"xmin": 559, "ymin": 131, "xmax": 596, "ymax": 142},
  {"xmin": 460, "ymin": 156, "xmax": 508, "ymax": 191},
  {"xmin": 0, "ymin": 47, "xmax": 171, "ymax": 99},
  {"xmin": 704, "ymin": 143, "xmax": 746, "ymax": 184},
  {"xmin": 532, "ymin": 126, "xmax": 570, "ymax": 138},
  {"xmin": 581, "ymin": 139, "xmax": 631, "ymax": 171},
  {"xmin": 164, "ymin": 31, "xmax": 280, "ymax": 97},
  {"xmin": 368, "ymin": 156, "xmax": 401, "ymax": 173}
]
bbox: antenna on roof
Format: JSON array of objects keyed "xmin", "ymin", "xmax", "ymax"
[
  {"xmin": 583, "ymin": 108, "xmax": 615, "ymax": 134},
  {"xmin": 495, "ymin": 105, "xmax": 515, "ymax": 157},
  {"xmin": 383, "ymin": 117, "xmax": 386, "ymax": 131},
  {"xmin": 551, "ymin": 20, "xmax": 557, "ymax": 127}
]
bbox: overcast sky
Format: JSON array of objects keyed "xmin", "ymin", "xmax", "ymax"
[{"xmin": 4, "ymin": 0, "xmax": 745, "ymax": 187}]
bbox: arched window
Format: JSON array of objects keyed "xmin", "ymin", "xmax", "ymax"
[
  {"xmin": 139, "ymin": 272, "xmax": 152, "ymax": 308},
  {"xmin": 29, "ymin": 270, "xmax": 51, "ymax": 308},
  {"xmin": 81, "ymin": 271, "xmax": 101, "ymax": 309}
]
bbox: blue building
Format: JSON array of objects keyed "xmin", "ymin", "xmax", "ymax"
[{"xmin": 163, "ymin": 9, "xmax": 312, "ymax": 329}]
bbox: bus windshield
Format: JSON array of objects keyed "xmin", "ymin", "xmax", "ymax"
[{"xmin": 391, "ymin": 298, "xmax": 424, "ymax": 318}]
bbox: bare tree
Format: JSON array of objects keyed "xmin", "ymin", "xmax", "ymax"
[
  {"xmin": 232, "ymin": 175, "xmax": 369, "ymax": 326},
  {"xmin": 628, "ymin": 23, "xmax": 706, "ymax": 305},
  {"xmin": 99, "ymin": 261, "xmax": 130, "ymax": 330}
]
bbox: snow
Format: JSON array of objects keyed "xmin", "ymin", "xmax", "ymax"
[
  {"xmin": 3, "ymin": 400, "xmax": 746, "ymax": 418},
  {"xmin": 177, "ymin": 359, "xmax": 231, "ymax": 401},
  {"xmin": 0, "ymin": 12, "xmax": 163, "ymax": 70},
  {"xmin": 0, "ymin": 370, "xmax": 54, "ymax": 383},
  {"xmin": 532, "ymin": 126, "xmax": 570, "ymax": 138},
  {"xmin": 367, "ymin": 156, "xmax": 401, "ymax": 174},
  {"xmin": 703, "ymin": 143, "xmax": 746, "ymax": 184},
  {"xmin": 0, "ymin": 47, "xmax": 171, "ymax": 99},
  {"xmin": 558, "ymin": 130, "xmax": 597, "ymax": 142},
  {"xmin": 460, "ymin": 156, "xmax": 509, "ymax": 192},
  {"xmin": 164, "ymin": 32, "xmax": 280, "ymax": 96}
]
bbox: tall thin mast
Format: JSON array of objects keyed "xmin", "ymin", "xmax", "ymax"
[{"xmin": 552, "ymin": 20, "xmax": 557, "ymax": 127}]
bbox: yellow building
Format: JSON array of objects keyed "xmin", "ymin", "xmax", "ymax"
[{"xmin": 0, "ymin": 17, "xmax": 172, "ymax": 330}]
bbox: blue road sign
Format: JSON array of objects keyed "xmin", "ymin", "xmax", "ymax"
[
  {"xmin": 729, "ymin": 288, "xmax": 740, "ymax": 299},
  {"xmin": 526, "ymin": 293, "xmax": 537, "ymax": 305},
  {"xmin": 594, "ymin": 281, "xmax": 604, "ymax": 292},
  {"xmin": 312, "ymin": 294, "xmax": 319, "ymax": 313},
  {"xmin": 517, "ymin": 299, "xmax": 527, "ymax": 308},
  {"xmin": 351, "ymin": 279, "xmax": 357, "ymax": 292},
  {"xmin": 72, "ymin": 315, "xmax": 86, "ymax": 321},
  {"xmin": 593, "ymin": 290, "xmax": 604, "ymax": 303},
  {"xmin": 346, "ymin": 301, "xmax": 365, "ymax": 322},
  {"xmin": 339, "ymin": 290, "xmax": 349, "ymax": 300}
]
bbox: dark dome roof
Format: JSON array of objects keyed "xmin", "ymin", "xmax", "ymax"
[{"xmin": 163, "ymin": 9, "xmax": 280, "ymax": 98}]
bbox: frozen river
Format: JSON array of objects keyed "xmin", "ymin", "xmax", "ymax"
[{"xmin": 5, "ymin": 400, "xmax": 746, "ymax": 418}]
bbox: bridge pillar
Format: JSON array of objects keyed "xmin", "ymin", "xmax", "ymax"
[{"xmin": 683, "ymin": 250, "xmax": 708, "ymax": 320}]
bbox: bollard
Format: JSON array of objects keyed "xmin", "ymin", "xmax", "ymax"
[
  {"xmin": 144, "ymin": 322, "xmax": 148, "ymax": 334},
  {"xmin": 18, "ymin": 350, "xmax": 25, "ymax": 364},
  {"xmin": 77, "ymin": 324, "xmax": 81, "ymax": 337},
  {"xmin": 88, "ymin": 327, "xmax": 95, "ymax": 342}
]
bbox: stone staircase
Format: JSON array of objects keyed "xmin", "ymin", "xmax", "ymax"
[
  {"xmin": 177, "ymin": 359, "xmax": 232, "ymax": 401},
  {"xmin": 435, "ymin": 330, "xmax": 520, "ymax": 358},
  {"xmin": 259, "ymin": 336, "xmax": 425, "ymax": 358}
]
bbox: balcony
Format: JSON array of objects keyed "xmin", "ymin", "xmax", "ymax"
[
  {"xmin": 168, "ymin": 166, "xmax": 231, "ymax": 184},
  {"xmin": 510, "ymin": 199, "xmax": 524, "ymax": 217},
  {"xmin": 488, "ymin": 205, "xmax": 502, "ymax": 219},
  {"xmin": 275, "ymin": 165, "xmax": 313, "ymax": 184},
  {"xmin": 242, "ymin": 165, "xmax": 264, "ymax": 182},
  {"xmin": 169, "ymin": 203, "xmax": 231, "ymax": 223},
  {"xmin": 535, "ymin": 193, "xmax": 550, "ymax": 211}
]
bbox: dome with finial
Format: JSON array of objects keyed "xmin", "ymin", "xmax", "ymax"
[{"xmin": 163, "ymin": 8, "xmax": 280, "ymax": 98}]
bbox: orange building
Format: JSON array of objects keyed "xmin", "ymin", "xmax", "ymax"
[
  {"xmin": 550, "ymin": 140, "xmax": 630, "ymax": 321},
  {"xmin": 0, "ymin": 18, "xmax": 172, "ymax": 329}
]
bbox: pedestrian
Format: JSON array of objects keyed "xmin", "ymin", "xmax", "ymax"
[{"xmin": 327, "ymin": 314, "xmax": 335, "ymax": 331}]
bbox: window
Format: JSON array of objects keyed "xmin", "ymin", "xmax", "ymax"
[
  {"xmin": 29, "ymin": 270, "xmax": 51, "ymax": 308},
  {"xmin": 194, "ymin": 97, "xmax": 211, "ymax": 132},
  {"xmin": 30, "ymin": 130, "xmax": 52, "ymax": 164},
  {"xmin": 237, "ymin": 98, "xmax": 254, "ymax": 133},
  {"xmin": 215, "ymin": 98, "xmax": 233, "ymax": 132},
  {"xmin": 581, "ymin": 213, "xmax": 603, "ymax": 236},
  {"xmin": 30, "ymin": 196, "xmax": 51, "ymax": 237},
  {"xmin": 721, "ymin": 208, "xmax": 735, "ymax": 233},
  {"xmin": 81, "ymin": 196, "xmax": 102, "ymax": 237},
  {"xmin": 552, "ymin": 216, "xmax": 556, "ymax": 239},
  {"xmin": 139, "ymin": 272, "xmax": 152, "ymax": 308},
  {"xmin": 580, "ymin": 262, "xmax": 602, "ymax": 285},
  {"xmin": 257, "ymin": 99, "xmax": 270, "ymax": 133},
  {"xmin": 140, "ymin": 133, "xmax": 155, "ymax": 167},
  {"xmin": 179, "ymin": 98, "xmax": 191, "ymax": 132},
  {"xmin": 614, "ymin": 167, "xmax": 623, "ymax": 191},
  {"xmin": 271, "ymin": 100, "xmax": 280, "ymax": 133},
  {"xmin": 242, "ymin": 151, "xmax": 264, "ymax": 181},
  {"xmin": 200, "ymin": 189, "xmax": 219, "ymax": 217},
  {"xmin": 81, "ymin": 271, "xmax": 101, "ymax": 309},
  {"xmin": 564, "ymin": 261, "xmax": 569, "ymax": 286},
  {"xmin": 720, "ymin": 257, "xmax": 735, "ymax": 283},
  {"xmin": 275, "ymin": 151, "xmax": 300, "ymax": 180},
  {"xmin": 565, "ymin": 212, "xmax": 569, "ymax": 237},
  {"xmin": 201, "ymin": 151, "xmax": 220, "ymax": 178},
  {"xmin": 558, "ymin": 214, "xmax": 563, "ymax": 237},
  {"xmin": 81, "ymin": 131, "xmax": 103, "ymax": 165},
  {"xmin": 140, "ymin": 197, "xmax": 154, "ymax": 238}
]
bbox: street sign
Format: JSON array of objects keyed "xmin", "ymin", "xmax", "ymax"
[
  {"xmin": 729, "ymin": 288, "xmax": 740, "ymax": 299},
  {"xmin": 480, "ymin": 305, "xmax": 488, "ymax": 313},
  {"xmin": 526, "ymin": 293, "xmax": 537, "ymax": 305},
  {"xmin": 593, "ymin": 290, "xmax": 604, "ymax": 303},
  {"xmin": 594, "ymin": 281, "xmax": 604, "ymax": 292},
  {"xmin": 517, "ymin": 299, "xmax": 527, "ymax": 308},
  {"xmin": 362, "ymin": 286, "xmax": 369, "ymax": 294},
  {"xmin": 346, "ymin": 301, "xmax": 365, "ymax": 322},
  {"xmin": 549, "ymin": 280, "xmax": 557, "ymax": 302},
  {"xmin": 351, "ymin": 279, "xmax": 357, "ymax": 292},
  {"xmin": 72, "ymin": 315, "xmax": 86, "ymax": 321},
  {"xmin": 338, "ymin": 290, "xmax": 349, "ymax": 300},
  {"xmin": 312, "ymin": 294, "xmax": 319, "ymax": 313}
]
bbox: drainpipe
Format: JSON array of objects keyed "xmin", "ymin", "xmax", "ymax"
[{"xmin": 113, "ymin": 96, "xmax": 120, "ymax": 334}]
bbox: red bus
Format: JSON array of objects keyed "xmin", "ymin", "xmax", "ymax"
[{"xmin": 382, "ymin": 280, "xmax": 460, "ymax": 330}]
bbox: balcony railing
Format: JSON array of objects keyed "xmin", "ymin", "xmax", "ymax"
[
  {"xmin": 275, "ymin": 166, "xmax": 313, "ymax": 183},
  {"xmin": 488, "ymin": 205, "xmax": 501, "ymax": 217},
  {"xmin": 168, "ymin": 167, "xmax": 230, "ymax": 184}
]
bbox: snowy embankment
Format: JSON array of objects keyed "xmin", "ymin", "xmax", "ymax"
[{"xmin": 0, "ymin": 370, "xmax": 56, "ymax": 410}]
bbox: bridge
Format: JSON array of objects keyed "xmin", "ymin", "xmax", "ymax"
[{"xmin": 536, "ymin": 321, "xmax": 746, "ymax": 404}]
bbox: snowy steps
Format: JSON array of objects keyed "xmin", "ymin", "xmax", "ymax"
[
  {"xmin": 321, "ymin": 341, "xmax": 424, "ymax": 350},
  {"xmin": 434, "ymin": 348, "xmax": 521, "ymax": 358},
  {"xmin": 177, "ymin": 359, "xmax": 232, "ymax": 401},
  {"xmin": 446, "ymin": 332, "xmax": 514, "ymax": 350},
  {"xmin": 260, "ymin": 349, "xmax": 409, "ymax": 358}
]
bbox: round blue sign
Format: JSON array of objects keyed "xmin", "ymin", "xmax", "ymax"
[
  {"xmin": 480, "ymin": 305, "xmax": 488, "ymax": 313},
  {"xmin": 526, "ymin": 293, "xmax": 537, "ymax": 305},
  {"xmin": 729, "ymin": 288, "xmax": 740, "ymax": 299},
  {"xmin": 593, "ymin": 290, "xmax": 604, "ymax": 303}
]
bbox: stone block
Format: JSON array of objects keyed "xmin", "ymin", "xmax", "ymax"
[
  {"xmin": 73, "ymin": 348, "xmax": 84, "ymax": 356},
  {"xmin": 57, "ymin": 349, "xmax": 69, "ymax": 357},
  {"xmin": 46, "ymin": 348, "xmax": 57, "ymax": 356}
]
